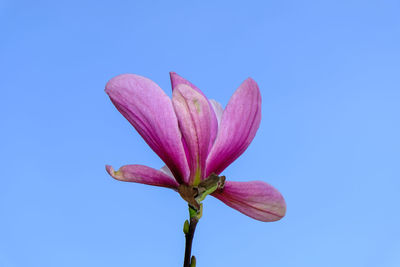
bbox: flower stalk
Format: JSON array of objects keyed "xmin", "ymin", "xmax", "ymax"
[
  {"xmin": 183, "ymin": 206, "xmax": 199, "ymax": 267},
  {"xmin": 181, "ymin": 173, "xmax": 225, "ymax": 266}
]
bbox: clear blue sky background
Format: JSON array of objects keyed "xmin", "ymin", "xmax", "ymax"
[{"xmin": 1, "ymin": 1, "xmax": 399, "ymax": 266}]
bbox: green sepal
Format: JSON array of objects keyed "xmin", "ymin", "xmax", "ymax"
[
  {"xmin": 190, "ymin": 256, "xmax": 196, "ymax": 267},
  {"xmin": 189, "ymin": 204, "xmax": 202, "ymax": 220},
  {"xmin": 183, "ymin": 220, "xmax": 190, "ymax": 234},
  {"xmin": 179, "ymin": 174, "xmax": 226, "ymax": 217},
  {"xmin": 195, "ymin": 174, "xmax": 225, "ymax": 203}
]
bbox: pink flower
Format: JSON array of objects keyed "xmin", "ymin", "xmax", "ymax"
[{"xmin": 105, "ymin": 72, "xmax": 286, "ymax": 222}]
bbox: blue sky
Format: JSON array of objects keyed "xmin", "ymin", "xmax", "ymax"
[{"xmin": 1, "ymin": 1, "xmax": 399, "ymax": 266}]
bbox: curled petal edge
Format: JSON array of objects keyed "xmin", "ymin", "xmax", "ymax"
[
  {"xmin": 209, "ymin": 99, "xmax": 223, "ymax": 125},
  {"xmin": 106, "ymin": 164, "xmax": 179, "ymax": 189}
]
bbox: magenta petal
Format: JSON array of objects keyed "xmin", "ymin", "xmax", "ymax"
[
  {"xmin": 170, "ymin": 72, "xmax": 203, "ymax": 94},
  {"xmin": 160, "ymin": 165, "xmax": 174, "ymax": 178},
  {"xmin": 106, "ymin": 165, "xmax": 179, "ymax": 189},
  {"xmin": 105, "ymin": 74, "xmax": 189, "ymax": 183},
  {"xmin": 212, "ymin": 181, "xmax": 286, "ymax": 222},
  {"xmin": 206, "ymin": 78, "xmax": 261, "ymax": 176},
  {"xmin": 209, "ymin": 99, "xmax": 223, "ymax": 125},
  {"xmin": 172, "ymin": 84, "xmax": 212, "ymax": 185},
  {"xmin": 170, "ymin": 72, "xmax": 218, "ymax": 151}
]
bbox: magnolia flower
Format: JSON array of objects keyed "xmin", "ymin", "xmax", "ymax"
[{"xmin": 105, "ymin": 72, "xmax": 286, "ymax": 222}]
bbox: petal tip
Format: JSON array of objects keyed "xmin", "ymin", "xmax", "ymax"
[
  {"xmin": 105, "ymin": 164, "xmax": 114, "ymax": 174},
  {"xmin": 267, "ymin": 196, "xmax": 287, "ymax": 222},
  {"xmin": 105, "ymin": 73, "xmax": 128, "ymax": 95},
  {"xmin": 105, "ymin": 73, "xmax": 144, "ymax": 95},
  {"xmin": 169, "ymin": 72, "xmax": 184, "ymax": 90},
  {"xmin": 105, "ymin": 165, "xmax": 123, "ymax": 180},
  {"xmin": 169, "ymin": 72, "xmax": 198, "ymax": 93},
  {"xmin": 244, "ymin": 77, "xmax": 259, "ymax": 91}
]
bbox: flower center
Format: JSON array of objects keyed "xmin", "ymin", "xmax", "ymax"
[{"xmin": 178, "ymin": 174, "xmax": 226, "ymax": 212}]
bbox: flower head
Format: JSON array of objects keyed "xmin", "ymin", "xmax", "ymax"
[{"xmin": 105, "ymin": 72, "xmax": 286, "ymax": 222}]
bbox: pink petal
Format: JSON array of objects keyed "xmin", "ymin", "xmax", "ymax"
[
  {"xmin": 172, "ymin": 84, "xmax": 212, "ymax": 185},
  {"xmin": 105, "ymin": 74, "xmax": 189, "ymax": 183},
  {"xmin": 170, "ymin": 72, "xmax": 202, "ymax": 94},
  {"xmin": 209, "ymin": 99, "xmax": 223, "ymax": 125},
  {"xmin": 106, "ymin": 165, "xmax": 179, "ymax": 189},
  {"xmin": 205, "ymin": 78, "xmax": 261, "ymax": 176},
  {"xmin": 212, "ymin": 181, "xmax": 286, "ymax": 222},
  {"xmin": 160, "ymin": 165, "xmax": 174, "ymax": 178},
  {"xmin": 170, "ymin": 72, "xmax": 218, "ymax": 151}
]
